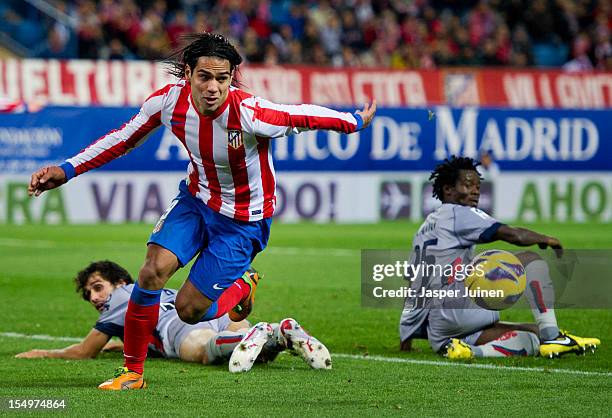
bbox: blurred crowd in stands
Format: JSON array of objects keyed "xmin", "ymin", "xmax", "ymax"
[{"xmin": 1, "ymin": 0, "xmax": 610, "ymax": 70}]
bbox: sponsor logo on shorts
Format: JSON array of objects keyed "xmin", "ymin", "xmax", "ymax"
[
  {"xmin": 212, "ymin": 283, "xmax": 224, "ymax": 290},
  {"xmin": 152, "ymin": 219, "xmax": 164, "ymax": 234}
]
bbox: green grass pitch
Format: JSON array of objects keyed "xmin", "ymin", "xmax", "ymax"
[{"xmin": 1, "ymin": 222, "xmax": 611, "ymax": 416}]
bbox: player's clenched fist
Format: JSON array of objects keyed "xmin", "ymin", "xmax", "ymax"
[{"xmin": 28, "ymin": 166, "xmax": 67, "ymax": 197}]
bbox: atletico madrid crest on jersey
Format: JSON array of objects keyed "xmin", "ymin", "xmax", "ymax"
[{"xmin": 228, "ymin": 129, "xmax": 243, "ymax": 149}]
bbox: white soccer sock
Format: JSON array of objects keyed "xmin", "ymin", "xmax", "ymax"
[
  {"xmin": 472, "ymin": 330, "xmax": 539, "ymax": 357},
  {"xmin": 524, "ymin": 260, "xmax": 559, "ymax": 341},
  {"xmin": 205, "ymin": 330, "xmax": 246, "ymax": 363}
]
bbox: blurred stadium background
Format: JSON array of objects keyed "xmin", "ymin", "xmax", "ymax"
[
  {"xmin": 0, "ymin": 0, "xmax": 611, "ymax": 68},
  {"xmin": 0, "ymin": 1, "xmax": 611, "ymax": 413},
  {"xmin": 0, "ymin": 0, "xmax": 610, "ymax": 225}
]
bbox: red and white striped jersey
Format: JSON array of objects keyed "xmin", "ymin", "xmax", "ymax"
[{"xmin": 64, "ymin": 81, "xmax": 363, "ymax": 221}]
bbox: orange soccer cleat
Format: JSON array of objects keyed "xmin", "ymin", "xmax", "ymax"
[
  {"xmin": 98, "ymin": 367, "xmax": 147, "ymax": 390},
  {"xmin": 228, "ymin": 269, "xmax": 261, "ymax": 322}
]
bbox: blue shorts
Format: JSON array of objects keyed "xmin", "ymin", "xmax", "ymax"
[{"xmin": 149, "ymin": 180, "xmax": 272, "ymax": 300}]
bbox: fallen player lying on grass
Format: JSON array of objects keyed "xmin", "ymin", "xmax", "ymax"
[{"xmin": 16, "ymin": 260, "xmax": 331, "ymax": 377}]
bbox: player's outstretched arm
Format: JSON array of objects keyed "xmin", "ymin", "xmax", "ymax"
[
  {"xmin": 243, "ymin": 97, "xmax": 377, "ymax": 137},
  {"xmin": 493, "ymin": 225, "xmax": 562, "ymax": 254},
  {"xmin": 31, "ymin": 85, "xmax": 167, "ymax": 193},
  {"xmin": 15, "ymin": 329, "xmax": 110, "ymax": 360},
  {"xmin": 28, "ymin": 166, "xmax": 67, "ymax": 197}
]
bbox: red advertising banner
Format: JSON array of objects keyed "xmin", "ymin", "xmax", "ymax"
[{"xmin": 0, "ymin": 59, "xmax": 610, "ymax": 108}]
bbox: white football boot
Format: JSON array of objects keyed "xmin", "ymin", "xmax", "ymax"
[
  {"xmin": 228, "ymin": 322, "xmax": 273, "ymax": 373},
  {"xmin": 279, "ymin": 318, "xmax": 332, "ymax": 369}
]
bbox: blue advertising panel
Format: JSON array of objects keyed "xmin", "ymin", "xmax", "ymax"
[{"xmin": 0, "ymin": 106, "xmax": 610, "ymax": 173}]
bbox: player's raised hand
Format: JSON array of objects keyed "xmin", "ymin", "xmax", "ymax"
[
  {"xmin": 356, "ymin": 100, "xmax": 377, "ymax": 129},
  {"xmin": 28, "ymin": 166, "xmax": 67, "ymax": 197}
]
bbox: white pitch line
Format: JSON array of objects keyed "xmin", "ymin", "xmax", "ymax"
[
  {"xmin": 334, "ymin": 353, "xmax": 612, "ymax": 377},
  {"xmin": 0, "ymin": 238, "xmax": 57, "ymax": 248},
  {"xmin": 3, "ymin": 331, "xmax": 610, "ymax": 378},
  {"xmin": 265, "ymin": 247, "xmax": 358, "ymax": 257},
  {"xmin": 1, "ymin": 332, "xmax": 81, "ymax": 342},
  {"xmin": 0, "ymin": 238, "xmax": 137, "ymax": 250},
  {"xmin": 0, "ymin": 238, "xmax": 358, "ymax": 257}
]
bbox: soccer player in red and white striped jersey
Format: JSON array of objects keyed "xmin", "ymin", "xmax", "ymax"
[{"xmin": 28, "ymin": 33, "xmax": 376, "ymax": 390}]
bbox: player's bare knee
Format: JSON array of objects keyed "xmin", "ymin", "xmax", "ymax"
[
  {"xmin": 176, "ymin": 306, "xmax": 200, "ymax": 324},
  {"xmin": 175, "ymin": 300, "xmax": 201, "ymax": 325},
  {"xmin": 138, "ymin": 263, "xmax": 169, "ymax": 289},
  {"xmin": 516, "ymin": 251, "xmax": 541, "ymax": 267},
  {"xmin": 138, "ymin": 245, "xmax": 179, "ymax": 289},
  {"xmin": 179, "ymin": 329, "xmax": 215, "ymax": 363}
]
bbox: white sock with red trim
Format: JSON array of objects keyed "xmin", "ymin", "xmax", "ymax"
[
  {"xmin": 524, "ymin": 260, "xmax": 559, "ymax": 341},
  {"xmin": 473, "ymin": 330, "xmax": 539, "ymax": 357},
  {"xmin": 205, "ymin": 330, "xmax": 246, "ymax": 363}
]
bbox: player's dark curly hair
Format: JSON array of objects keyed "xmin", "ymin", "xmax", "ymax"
[
  {"xmin": 74, "ymin": 260, "xmax": 133, "ymax": 301},
  {"xmin": 166, "ymin": 32, "xmax": 242, "ymax": 84},
  {"xmin": 430, "ymin": 155, "xmax": 482, "ymax": 201}
]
